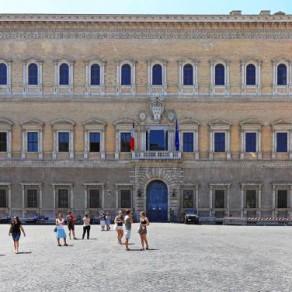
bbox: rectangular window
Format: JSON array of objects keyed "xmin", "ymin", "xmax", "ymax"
[
  {"xmin": 89, "ymin": 132, "xmax": 100, "ymax": 152},
  {"xmin": 0, "ymin": 132, "xmax": 7, "ymax": 152},
  {"xmin": 120, "ymin": 132, "xmax": 131, "ymax": 152},
  {"xmin": 278, "ymin": 190, "xmax": 288, "ymax": 208},
  {"xmin": 277, "ymin": 133, "xmax": 288, "ymax": 152},
  {"xmin": 146, "ymin": 130, "xmax": 168, "ymax": 151},
  {"xmin": 246, "ymin": 190, "xmax": 256, "ymax": 208},
  {"xmin": 58, "ymin": 132, "xmax": 69, "ymax": 152},
  {"xmin": 27, "ymin": 189, "xmax": 38, "ymax": 208},
  {"xmin": 215, "ymin": 190, "xmax": 225, "ymax": 208},
  {"xmin": 183, "ymin": 189, "xmax": 194, "ymax": 208},
  {"xmin": 58, "ymin": 189, "xmax": 69, "ymax": 208},
  {"xmin": 27, "ymin": 132, "xmax": 38, "ymax": 152},
  {"xmin": 245, "ymin": 133, "xmax": 256, "ymax": 152},
  {"xmin": 214, "ymin": 132, "xmax": 225, "ymax": 152},
  {"xmin": 0, "ymin": 189, "xmax": 7, "ymax": 208},
  {"xmin": 121, "ymin": 190, "xmax": 131, "ymax": 208},
  {"xmin": 89, "ymin": 189, "xmax": 100, "ymax": 208},
  {"xmin": 183, "ymin": 133, "xmax": 194, "ymax": 153}
]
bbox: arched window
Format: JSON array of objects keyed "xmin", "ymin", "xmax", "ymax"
[
  {"xmin": 28, "ymin": 63, "xmax": 38, "ymax": 85},
  {"xmin": 121, "ymin": 64, "xmax": 131, "ymax": 85},
  {"xmin": 277, "ymin": 64, "xmax": 287, "ymax": 85},
  {"xmin": 0, "ymin": 63, "xmax": 7, "ymax": 85},
  {"xmin": 152, "ymin": 64, "xmax": 162, "ymax": 85},
  {"xmin": 246, "ymin": 64, "xmax": 256, "ymax": 85},
  {"xmin": 183, "ymin": 64, "xmax": 193, "ymax": 85},
  {"xmin": 90, "ymin": 64, "xmax": 100, "ymax": 85},
  {"xmin": 215, "ymin": 64, "xmax": 225, "ymax": 86},
  {"xmin": 59, "ymin": 63, "xmax": 69, "ymax": 85}
]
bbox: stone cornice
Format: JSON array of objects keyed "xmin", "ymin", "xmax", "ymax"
[
  {"xmin": 0, "ymin": 13, "xmax": 292, "ymax": 23},
  {"xmin": 0, "ymin": 28, "xmax": 292, "ymax": 40},
  {"xmin": 0, "ymin": 160, "xmax": 292, "ymax": 169}
]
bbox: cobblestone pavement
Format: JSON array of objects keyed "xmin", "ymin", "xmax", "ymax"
[{"xmin": 1, "ymin": 223, "xmax": 292, "ymax": 292}]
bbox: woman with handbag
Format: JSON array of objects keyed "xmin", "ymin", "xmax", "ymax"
[
  {"xmin": 114, "ymin": 210, "xmax": 124, "ymax": 244},
  {"xmin": 56, "ymin": 213, "xmax": 68, "ymax": 246},
  {"xmin": 8, "ymin": 216, "xmax": 26, "ymax": 254},
  {"xmin": 138, "ymin": 211, "xmax": 150, "ymax": 250}
]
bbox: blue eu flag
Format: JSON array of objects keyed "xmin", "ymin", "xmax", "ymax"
[{"xmin": 175, "ymin": 119, "xmax": 179, "ymax": 151}]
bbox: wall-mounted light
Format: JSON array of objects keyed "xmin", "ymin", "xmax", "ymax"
[
  {"xmin": 137, "ymin": 189, "xmax": 142, "ymax": 197},
  {"xmin": 172, "ymin": 189, "xmax": 176, "ymax": 197}
]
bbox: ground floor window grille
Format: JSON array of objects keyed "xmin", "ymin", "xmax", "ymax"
[
  {"xmin": 246, "ymin": 190, "xmax": 256, "ymax": 208},
  {"xmin": 183, "ymin": 189, "xmax": 194, "ymax": 208},
  {"xmin": 57, "ymin": 189, "xmax": 69, "ymax": 208},
  {"xmin": 277, "ymin": 190, "xmax": 288, "ymax": 208},
  {"xmin": 215, "ymin": 190, "xmax": 225, "ymax": 208},
  {"xmin": 0, "ymin": 189, "xmax": 7, "ymax": 208},
  {"xmin": 27, "ymin": 189, "xmax": 38, "ymax": 208},
  {"xmin": 89, "ymin": 189, "xmax": 100, "ymax": 208},
  {"xmin": 121, "ymin": 190, "xmax": 131, "ymax": 208}
]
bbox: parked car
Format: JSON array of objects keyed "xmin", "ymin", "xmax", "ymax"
[{"xmin": 184, "ymin": 210, "xmax": 199, "ymax": 224}]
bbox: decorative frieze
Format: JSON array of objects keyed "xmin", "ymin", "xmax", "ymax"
[{"xmin": 2, "ymin": 29, "xmax": 292, "ymax": 40}]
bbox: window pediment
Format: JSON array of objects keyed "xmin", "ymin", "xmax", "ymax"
[
  {"xmin": 51, "ymin": 119, "xmax": 75, "ymax": 130},
  {"xmin": 271, "ymin": 119, "xmax": 292, "ymax": 130},
  {"xmin": 21, "ymin": 119, "xmax": 44, "ymax": 130},
  {"xmin": 179, "ymin": 118, "xmax": 200, "ymax": 131},
  {"xmin": 83, "ymin": 119, "xmax": 106, "ymax": 131},
  {"xmin": 209, "ymin": 119, "xmax": 232, "ymax": 130},
  {"xmin": 239, "ymin": 119, "xmax": 262, "ymax": 130}
]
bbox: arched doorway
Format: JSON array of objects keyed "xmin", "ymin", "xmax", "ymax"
[{"xmin": 146, "ymin": 180, "xmax": 168, "ymax": 222}]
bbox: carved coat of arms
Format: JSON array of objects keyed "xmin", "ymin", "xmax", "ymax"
[{"xmin": 150, "ymin": 95, "xmax": 164, "ymax": 123}]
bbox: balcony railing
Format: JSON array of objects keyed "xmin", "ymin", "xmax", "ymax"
[{"xmin": 132, "ymin": 151, "xmax": 181, "ymax": 160}]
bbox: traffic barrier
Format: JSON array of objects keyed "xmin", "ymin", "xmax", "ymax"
[{"xmin": 223, "ymin": 217, "xmax": 292, "ymax": 226}]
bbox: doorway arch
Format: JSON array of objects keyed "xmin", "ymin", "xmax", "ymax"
[{"xmin": 146, "ymin": 180, "xmax": 168, "ymax": 222}]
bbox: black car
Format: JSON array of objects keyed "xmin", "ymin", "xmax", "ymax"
[{"xmin": 184, "ymin": 210, "xmax": 199, "ymax": 224}]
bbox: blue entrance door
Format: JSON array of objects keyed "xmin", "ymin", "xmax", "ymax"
[{"xmin": 146, "ymin": 181, "xmax": 168, "ymax": 222}]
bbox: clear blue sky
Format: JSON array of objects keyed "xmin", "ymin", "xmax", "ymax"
[{"xmin": 1, "ymin": 0, "xmax": 292, "ymax": 15}]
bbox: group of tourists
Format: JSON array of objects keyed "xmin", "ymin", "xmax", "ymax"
[
  {"xmin": 8, "ymin": 209, "xmax": 150, "ymax": 253},
  {"xmin": 114, "ymin": 210, "xmax": 150, "ymax": 251}
]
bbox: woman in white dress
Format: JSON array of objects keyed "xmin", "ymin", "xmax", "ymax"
[{"xmin": 56, "ymin": 213, "xmax": 68, "ymax": 246}]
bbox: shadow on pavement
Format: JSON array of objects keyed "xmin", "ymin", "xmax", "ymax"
[{"xmin": 17, "ymin": 251, "xmax": 32, "ymax": 255}]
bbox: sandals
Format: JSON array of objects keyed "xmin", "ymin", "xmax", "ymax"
[{"xmin": 64, "ymin": 243, "xmax": 68, "ymax": 246}]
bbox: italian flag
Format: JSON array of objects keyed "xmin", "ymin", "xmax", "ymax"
[{"xmin": 130, "ymin": 122, "xmax": 135, "ymax": 151}]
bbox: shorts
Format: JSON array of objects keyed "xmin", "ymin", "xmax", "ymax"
[
  {"xmin": 116, "ymin": 226, "xmax": 123, "ymax": 231},
  {"xmin": 100, "ymin": 220, "xmax": 105, "ymax": 226},
  {"xmin": 68, "ymin": 225, "xmax": 75, "ymax": 231},
  {"xmin": 125, "ymin": 230, "xmax": 131, "ymax": 240},
  {"xmin": 12, "ymin": 231, "xmax": 21, "ymax": 241}
]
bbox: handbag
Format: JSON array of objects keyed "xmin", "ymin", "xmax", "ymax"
[
  {"xmin": 137, "ymin": 226, "xmax": 143, "ymax": 234},
  {"xmin": 54, "ymin": 227, "xmax": 57, "ymax": 232}
]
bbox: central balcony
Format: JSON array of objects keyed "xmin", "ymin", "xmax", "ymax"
[{"xmin": 132, "ymin": 151, "xmax": 181, "ymax": 160}]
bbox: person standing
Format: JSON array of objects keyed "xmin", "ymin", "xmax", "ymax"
[
  {"xmin": 82, "ymin": 213, "xmax": 91, "ymax": 240},
  {"xmin": 124, "ymin": 210, "xmax": 133, "ymax": 251},
  {"xmin": 8, "ymin": 216, "xmax": 26, "ymax": 254},
  {"xmin": 105, "ymin": 212, "xmax": 111, "ymax": 231},
  {"xmin": 56, "ymin": 213, "xmax": 68, "ymax": 246},
  {"xmin": 138, "ymin": 211, "xmax": 150, "ymax": 250},
  {"xmin": 99, "ymin": 212, "xmax": 106, "ymax": 231},
  {"xmin": 114, "ymin": 210, "xmax": 124, "ymax": 244},
  {"xmin": 66, "ymin": 211, "xmax": 77, "ymax": 240}
]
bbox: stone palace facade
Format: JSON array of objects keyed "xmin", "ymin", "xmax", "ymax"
[{"xmin": 0, "ymin": 10, "xmax": 292, "ymax": 221}]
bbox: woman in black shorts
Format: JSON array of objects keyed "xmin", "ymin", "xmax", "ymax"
[{"xmin": 138, "ymin": 211, "xmax": 149, "ymax": 250}]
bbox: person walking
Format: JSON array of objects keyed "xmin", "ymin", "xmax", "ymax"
[
  {"xmin": 8, "ymin": 216, "xmax": 26, "ymax": 254},
  {"xmin": 82, "ymin": 213, "xmax": 91, "ymax": 239},
  {"xmin": 56, "ymin": 213, "xmax": 68, "ymax": 246},
  {"xmin": 124, "ymin": 210, "xmax": 133, "ymax": 251},
  {"xmin": 138, "ymin": 211, "xmax": 150, "ymax": 250},
  {"xmin": 114, "ymin": 210, "xmax": 124, "ymax": 244},
  {"xmin": 66, "ymin": 211, "xmax": 77, "ymax": 240}
]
